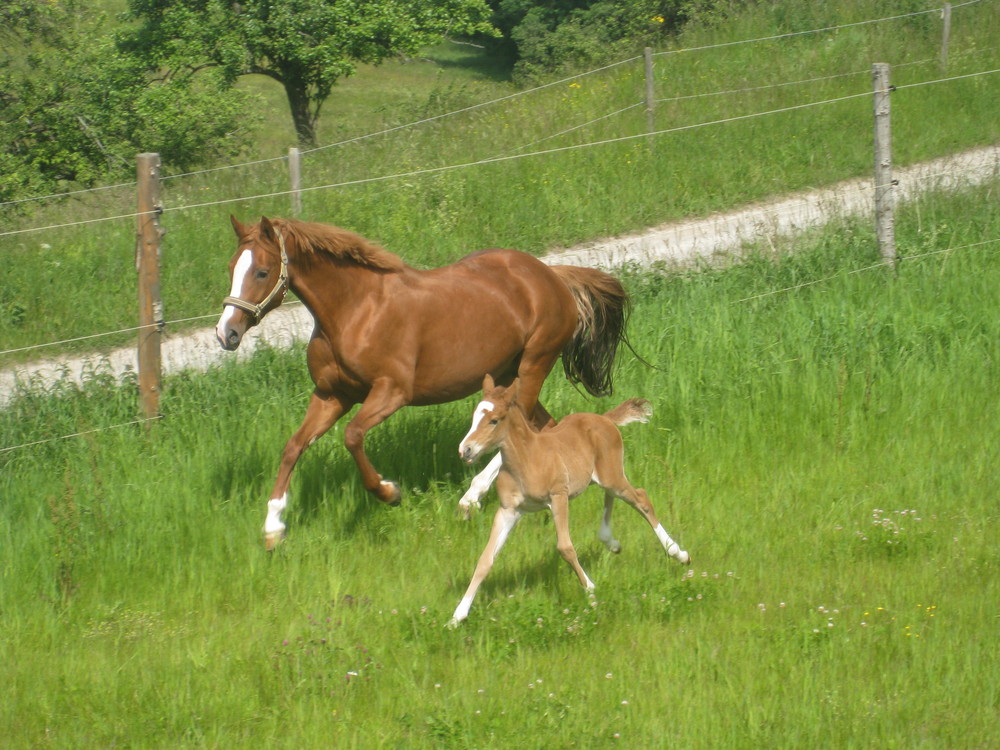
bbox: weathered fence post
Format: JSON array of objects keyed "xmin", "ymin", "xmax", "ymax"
[
  {"xmin": 135, "ymin": 152, "xmax": 163, "ymax": 424},
  {"xmin": 643, "ymin": 47, "xmax": 656, "ymax": 132},
  {"xmin": 872, "ymin": 63, "xmax": 896, "ymax": 269},
  {"xmin": 288, "ymin": 146, "xmax": 302, "ymax": 217},
  {"xmin": 940, "ymin": 2, "xmax": 952, "ymax": 69}
]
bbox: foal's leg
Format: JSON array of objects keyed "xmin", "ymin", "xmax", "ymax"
[
  {"xmin": 458, "ymin": 452, "xmax": 502, "ymax": 519},
  {"xmin": 447, "ymin": 504, "xmax": 522, "ymax": 627},
  {"xmin": 551, "ymin": 491, "xmax": 595, "ymax": 591},
  {"xmin": 343, "ymin": 378, "xmax": 411, "ymax": 504},
  {"xmin": 265, "ymin": 390, "xmax": 350, "ymax": 550},
  {"xmin": 597, "ymin": 491, "xmax": 622, "ymax": 553},
  {"xmin": 607, "ymin": 482, "xmax": 690, "ymax": 564}
]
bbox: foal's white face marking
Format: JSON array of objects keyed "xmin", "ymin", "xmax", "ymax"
[
  {"xmin": 215, "ymin": 249, "xmax": 254, "ymax": 337},
  {"xmin": 459, "ymin": 400, "xmax": 495, "ymax": 458}
]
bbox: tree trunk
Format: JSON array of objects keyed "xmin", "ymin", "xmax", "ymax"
[{"xmin": 284, "ymin": 81, "xmax": 318, "ymax": 148}]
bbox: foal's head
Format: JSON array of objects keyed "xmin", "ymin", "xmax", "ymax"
[
  {"xmin": 459, "ymin": 375, "xmax": 521, "ymax": 463},
  {"xmin": 216, "ymin": 215, "xmax": 290, "ymax": 351}
]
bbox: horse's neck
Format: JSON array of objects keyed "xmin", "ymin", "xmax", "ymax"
[{"xmin": 290, "ymin": 257, "xmax": 387, "ymax": 318}]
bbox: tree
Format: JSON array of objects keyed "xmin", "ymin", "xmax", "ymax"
[
  {"xmin": 0, "ymin": 1, "xmax": 255, "ymax": 202},
  {"xmin": 480, "ymin": 1, "xmax": 691, "ymax": 82},
  {"xmin": 122, "ymin": 0, "xmax": 498, "ymax": 148}
]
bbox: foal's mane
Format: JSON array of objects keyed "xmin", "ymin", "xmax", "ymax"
[{"xmin": 272, "ymin": 218, "xmax": 405, "ymax": 272}]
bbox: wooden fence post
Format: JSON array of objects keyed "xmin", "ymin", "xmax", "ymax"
[
  {"xmin": 872, "ymin": 63, "xmax": 896, "ymax": 269},
  {"xmin": 288, "ymin": 146, "xmax": 302, "ymax": 217},
  {"xmin": 643, "ymin": 47, "xmax": 656, "ymax": 132},
  {"xmin": 135, "ymin": 153, "xmax": 163, "ymax": 424},
  {"xmin": 940, "ymin": 2, "xmax": 952, "ymax": 69}
]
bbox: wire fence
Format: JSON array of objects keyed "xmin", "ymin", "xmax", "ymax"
[{"xmin": 1, "ymin": 0, "xmax": 998, "ymax": 452}]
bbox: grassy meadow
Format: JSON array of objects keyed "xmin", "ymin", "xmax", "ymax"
[
  {"xmin": 2, "ymin": 0, "xmax": 999, "ymax": 746},
  {"xmin": 1, "ymin": 177, "xmax": 999, "ymax": 747},
  {"xmin": 2, "ymin": 0, "xmax": 999, "ymax": 361}
]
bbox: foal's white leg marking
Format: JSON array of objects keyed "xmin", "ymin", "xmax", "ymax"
[
  {"xmin": 654, "ymin": 523, "xmax": 690, "ymax": 564},
  {"xmin": 215, "ymin": 249, "xmax": 254, "ymax": 338},
  {"xmin": 458, "ymin": 452, "xmax": 502, "ymax": 516},
  {"xmin": 263, "ymin": 492, "xmax": 288, "ymax": 541},
  {"xmin": 448, "ymin": 508, "xmax": 521, "ymax": 627}
]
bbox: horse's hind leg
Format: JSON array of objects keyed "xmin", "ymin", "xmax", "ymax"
[{"xmin": 265, "ymin": 390, "xmax": 349, "ymax": 549}]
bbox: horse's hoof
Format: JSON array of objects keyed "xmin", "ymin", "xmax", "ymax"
[
  {"xmin": 445, "ymin": 617, "xmax": 462, "ymax": 630},
  {"xmin": 459, "ymin": 500, "xmax": 480, "ymax": 520},
  {"xmin": 263, "ymin": 529, "xmax": 285, "ymax": 551},
  {"xmin": 379, "ymin": 480, "xmax": 402, "ymax": 505}
]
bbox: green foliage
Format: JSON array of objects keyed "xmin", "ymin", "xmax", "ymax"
[
  {"xmin": 0, "ymin": 1, "xmax": 255, "ymax": 202},
  {"xmin": 486, "ymin": 0, "xmax": 691, "ymax": 81},
  {"xmin": 122, "ymin": 0, "xmax": 498, "ymax": 146}
]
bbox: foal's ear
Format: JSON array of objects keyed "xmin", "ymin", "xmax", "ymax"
[
  {"xmin": 507, "ymin": 377, "xmax": 521, "ymax": 403},
  {"xmin": 230, "ymin": 215, "xmax": 248, "ymax": 238},
  {"xmin": 482, "ymin": 373, "xmax": 496, "ymax": 392}
]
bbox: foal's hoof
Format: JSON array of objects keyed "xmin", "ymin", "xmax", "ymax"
[
  {"xmin": 378, "ymin": 480, "xmax": 402, "ymax": 506},
  {"xmin": 458, "ymin": 500, "xmax": 481, "ymax": 521}
]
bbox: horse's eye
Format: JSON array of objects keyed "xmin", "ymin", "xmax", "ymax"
[
  {"xmin": 489, "ymin": 419, "xmax": 498, "ymax": 425},
  {"xmin": 255, "ymin": 269, "xmax": 269, "ymax": 280}
]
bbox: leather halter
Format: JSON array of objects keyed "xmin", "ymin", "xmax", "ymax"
[{"xmin": 222, "ymin": 230, "xmax": 290, "ymax": 324}]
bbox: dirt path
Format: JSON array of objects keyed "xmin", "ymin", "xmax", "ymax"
[{"xmin": 2, "ymin": 146, "xmax": 996, "ymax": 405}]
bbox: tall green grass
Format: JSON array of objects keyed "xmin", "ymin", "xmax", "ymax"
[
  {"xmin": 1, "ymin": 179, "xmax": 997, "ymax": 747},
  {"xmin": 2, "ymin": 0, "xmax": 999, "ymax": 363}
]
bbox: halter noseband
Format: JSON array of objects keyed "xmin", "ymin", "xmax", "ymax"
[{"xmin": 222, "ymin": 230, "xmax": 290, "ymax": 324}]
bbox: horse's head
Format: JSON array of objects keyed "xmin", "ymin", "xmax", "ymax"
[
  {"xmin": 216, "ymin": 215, "xmax": 290, "ymax": 351},
  {"xmin": 459, "ymin": 374, "xmax": 521, "ymax": 463}
]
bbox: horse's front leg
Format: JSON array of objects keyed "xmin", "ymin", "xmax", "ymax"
[
  {"xmin": 343, "ymin": 378, "xmax": 410, "ymax": 504},
  {"xmin": 265, "ymin": 390, "xmax": 349, "ymax": 549}
]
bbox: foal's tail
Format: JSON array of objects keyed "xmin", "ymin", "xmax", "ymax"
[
  {"xmin": 603, "ymin": 398, "xmax": 653, "ymax": 427},
  {"xmin": 550, "ymin": 265, "xmax": 630, "ymax": 398}
]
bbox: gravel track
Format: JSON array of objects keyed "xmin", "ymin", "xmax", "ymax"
[{"xmin": 2, "ymin": 146, "xmax": 996, "ymax": 406}]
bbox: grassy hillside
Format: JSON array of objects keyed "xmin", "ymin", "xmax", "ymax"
[
  {"xmin": 1, "ymin": 174, "xmax": 998, "ymax": 747},
  {"xmin": 1, "ymin": 0, "xmax": 998, "ymax": 364}
]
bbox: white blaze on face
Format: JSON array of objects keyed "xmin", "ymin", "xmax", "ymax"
[
  {"xmin": 459, "ymin": 400, "xmax": 495, "ymax": 456},
  {"xmin": 215, "ymin": 249, "xmax": 254, "ymax": 338}
]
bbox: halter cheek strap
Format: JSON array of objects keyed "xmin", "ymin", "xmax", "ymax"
[{"xmin": 223, "ymin": 231, "xmax": 290, "ymax": 324}]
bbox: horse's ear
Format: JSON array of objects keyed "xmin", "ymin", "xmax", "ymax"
[
  {"xmin": 259, "ymin": 216, "xmax": 276, "ymax": 241},
  {"xmin": 230, "ymin": 215, "xmax": 248, "ymax": 238},
  {"xmin": 482, "ymin": 373, "xmax": 495, "ymax": 392}
]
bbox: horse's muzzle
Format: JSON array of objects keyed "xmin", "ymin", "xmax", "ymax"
[{"xmin": 217, "ymin": 326, "xmax": 243, "ymax": 351}]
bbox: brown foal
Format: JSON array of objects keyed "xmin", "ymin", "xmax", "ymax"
[{"xmin": 448, "ymin": 375, "xmax": 690, "ymax": 627}]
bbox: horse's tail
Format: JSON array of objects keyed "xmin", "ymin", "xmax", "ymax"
[
  {"xmin": 550, "ymin": 265, "xmax": 630, "ymax": 398},
  {"xmin": 603, "ymin": 398, "xmax": 653, "ymax": 427}
]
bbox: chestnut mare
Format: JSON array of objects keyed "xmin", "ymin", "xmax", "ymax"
[
  {"xmin": 448, "ymin": 375, "xmax": 690, "ymax": 627},
  {"xmin": 215, "ymin": 216, "xmax": 630, "ymax": 549}
]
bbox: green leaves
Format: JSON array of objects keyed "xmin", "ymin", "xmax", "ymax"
[
  {"xmin": 0, "ymin": 3, "xmax": 255, "ymax": 201},
  {"xmin": 122, "ymin": 0, "xmax": 498, "ymax": 146}
]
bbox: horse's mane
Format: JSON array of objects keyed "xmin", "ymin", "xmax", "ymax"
[{"xmin": 274, "ymin": 218, "xmax": 405, "ymax": 272}]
